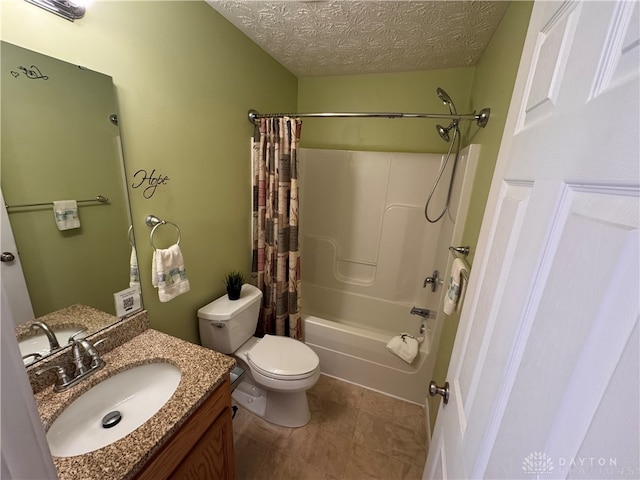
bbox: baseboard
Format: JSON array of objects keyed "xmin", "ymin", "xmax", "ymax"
[{"xmin": 424, "ymin": 396, "xmax": 432, "ymax": 452}]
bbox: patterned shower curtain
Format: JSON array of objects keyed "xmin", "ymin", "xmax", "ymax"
[{"xmin": 251, "ymin": 117, "xmax": 303, "ymax": 340}]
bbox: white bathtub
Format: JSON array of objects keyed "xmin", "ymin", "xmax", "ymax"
[{"xmin": 304, "ymin": 314, "xmax": 434, "ymax": 404}]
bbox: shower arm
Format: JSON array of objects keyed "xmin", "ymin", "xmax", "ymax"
[{"xmin": 248, "ymin": 108, "xmax": 490, "ymax": 128}]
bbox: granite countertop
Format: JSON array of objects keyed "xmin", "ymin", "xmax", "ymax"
[
  {"xmin": 15, "ymin": 304, "xmax": 118, "ymax": 341},
  {"xmin": 34, "ymin": 328, "xmax": 236, "ymax": 480}
]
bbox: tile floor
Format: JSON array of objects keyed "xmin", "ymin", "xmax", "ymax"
[{"xmin": 233, "ymin": 374, "xmax": 427, "ymax": 479}]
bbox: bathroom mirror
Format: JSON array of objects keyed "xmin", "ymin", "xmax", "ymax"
[{"xmin": 0, "ymin": 41, "xmax": 141, "ymax": 365}]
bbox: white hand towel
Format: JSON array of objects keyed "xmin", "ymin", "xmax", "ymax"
[
  {"xmin": 443, "ymin": 258, "xmax": 468, "ymax": 315},
  {"xmin": 129, "ymin": 246, "xmax": 140, "ymax": 287},
  {"xmin": 152, "ymin": 244, "xmax": 190, "ymax": 302},
  {"xmin": 53, "ymin": 200, "xmax": 80, "ymax": 230},
  {"xmin": 386, "ymin": 333, "xmax": 424, "ymax": 364}
]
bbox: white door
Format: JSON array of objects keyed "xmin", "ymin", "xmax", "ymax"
[
  {"xmin": 425, "ymin": 1, "xmax": 639, "ymax": 479},
  {"xmin": 1, "ymin": 189, "xmax": 35, "ymax": 326}
]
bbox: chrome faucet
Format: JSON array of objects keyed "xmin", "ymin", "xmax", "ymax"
[
  {"xmin": 410, "ymin": 307, "xmax": 431, "ymax": 318},
  {"xmin": 71, "ymin": 337, "xmax": 106, "ymax": 376},
  {"xmin": 29, "ymin": 321, "xmax": 60, "ymax": 351},
  {"xmin": 36, "ymin": 336, "xmax": 107, "ymax": 392},
  {"xmin": 423, "ymin": 270, "xmax": 443, "ymax": 293}
]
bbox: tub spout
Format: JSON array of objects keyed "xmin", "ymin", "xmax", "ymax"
[{"xmin": 410, "ymin": 307, "xmax": 431, "ymax": 318}]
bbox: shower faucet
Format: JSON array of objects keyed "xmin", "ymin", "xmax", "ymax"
[
  {"xmin": 410, "ymin": 307, "xmax": 431, "ymax": 318},
  {"xmin": 423, "ymin": 270, "xmax": 442, "ymax": 293}
]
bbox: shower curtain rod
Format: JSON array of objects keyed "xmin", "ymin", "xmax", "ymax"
[{"xmin": 247, "ymin": 108, "xmax": 490, "ymax": 127}]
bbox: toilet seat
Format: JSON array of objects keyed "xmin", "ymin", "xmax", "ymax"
[
  {"xmin": 246, "ymin": 334, "xmax": 319, "ymax": 381},
  {"xmin": 248, "ymin": 359, "xmax": 317, "ymax": 381}
]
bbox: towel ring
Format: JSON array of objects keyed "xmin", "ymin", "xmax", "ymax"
[
  {"xmin": 150, "ymin": 221, "xmax": 181, "ymax": 250},
  {"xmin": 147, "ymin": 215, "xmax": 181, "ymax": 250}
]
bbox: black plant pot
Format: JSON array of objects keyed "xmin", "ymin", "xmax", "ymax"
[{"xmin": 227, "ymin": 286, "xmax": 241, "ymax": 300}]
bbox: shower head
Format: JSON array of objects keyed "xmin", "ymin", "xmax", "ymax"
[
  {"xmin": 436, "ymin": 124, "xmax": 451, "ymax": 142},
  {"xmin": 435, "ymin": 122, "xmax": 458, "ymax": 143},
  {"xmin": 436, "ymin": 87, "xmax": 458, "ymax": 116}
]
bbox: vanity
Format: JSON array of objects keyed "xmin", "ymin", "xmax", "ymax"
[{"xmin": 29, "ymin": 311, "xmax": 237, "ymax": 479}]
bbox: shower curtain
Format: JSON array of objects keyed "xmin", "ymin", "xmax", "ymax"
[{"xmin": 251, "ymin": 117, "xmax": 303, "ymax": 340}]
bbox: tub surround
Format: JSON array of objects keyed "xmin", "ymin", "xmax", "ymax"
[
  {"xmin": 299, "ymin": 145, "xmax": 479, "ymax": 407},
  {"xmin": 30, "ymin": 313, "xmax": 236, "ymax": 479},
  {"xmin": 299, "ymin": 148, "xmax": 446, "ymax": 312}
]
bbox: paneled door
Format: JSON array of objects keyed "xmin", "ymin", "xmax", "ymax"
[
  {"xmin": 425, "ymin": 1, "xmax": 639, "ymax": 478},
  {"xmin": 1, "ymin": 189, "xmax": 34, "ymax": 326}
]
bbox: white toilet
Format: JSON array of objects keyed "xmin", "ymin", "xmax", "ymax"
[{"xmin": 198, "ymin": 284, "xmax": 320, "ymax": 427}]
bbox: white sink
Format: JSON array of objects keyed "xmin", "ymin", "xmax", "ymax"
[
  {"xmin": 19, "ymin": 327, "xmax": 85, "ymax": 365},
  {"xmin": 46, "ymin": 362, "xmax": 181, "ymax": 457}
]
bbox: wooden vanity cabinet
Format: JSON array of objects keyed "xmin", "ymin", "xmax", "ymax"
[{"xmin": 135, "ymin": 375, "xmax": 235, "ymax": 480}]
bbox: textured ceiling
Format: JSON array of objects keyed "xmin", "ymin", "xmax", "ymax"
[{"xmin": 206, "ymin": 1, "xmax": 510, "ymax": 76}]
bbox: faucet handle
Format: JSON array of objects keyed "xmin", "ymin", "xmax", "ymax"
[
  {"xmin": 35, "ymin": 364, "xmax": 72, "ymax": 391},
  {"xmin": 71, "ymin": 340, "xmax": 90, "ymax": 376},
  {"xmin": 410, "ymin": 307, "xmax": 432, "ymax": 318},
  {"xmin": 423, "ymin": 270, "xmax": 443, "ymax": 293},
  {"xmin": 22, "ymin": 352, "xmax": 43, "ymax": 363},
  {"xmin": 76, "ymin": 337, "xmax": 107, "ymax": 369},
  {"xmin": 68, "ymin": 329, "xmax": 87, "ymax": 344}
]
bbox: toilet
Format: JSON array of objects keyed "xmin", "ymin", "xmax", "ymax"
[{"xmin": 198, "ymin": 284, "xmax": 320, "ymax": 427}]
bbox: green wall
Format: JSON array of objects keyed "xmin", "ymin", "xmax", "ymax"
[
  {"xmin": 1, "ymin": 1, "xmax": 297, "ymax": 343},
  {"xmin": 426, "ymin": 0, "xmax": 534, "ymax": 430},
  {"xmin": 298, "ymin": 69, "xmax": 474, "ymax": 153}
]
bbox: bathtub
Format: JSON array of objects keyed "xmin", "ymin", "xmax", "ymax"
[{"xmin": 304, "ymin": 314, "xmax": 435, "ymax": 404}]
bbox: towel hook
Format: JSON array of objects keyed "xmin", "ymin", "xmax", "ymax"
[{"xmin": 146, "ymin": 214, "xmax": 181, "ymax": 250}]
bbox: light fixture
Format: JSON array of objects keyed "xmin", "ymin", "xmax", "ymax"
[{"xmin": 24, "ymin": 0, "xmax": 86, "ymax": 21}]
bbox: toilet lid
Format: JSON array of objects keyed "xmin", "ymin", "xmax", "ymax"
[{"xmin": 247, "ymin": 334, "xmax": 319, "ymax": 378}]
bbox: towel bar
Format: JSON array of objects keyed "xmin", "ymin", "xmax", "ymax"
[
  {"xmin": 449, "ymin": 245, "xmax": 469, "ymax": 256},
  {"xmin": 5, "ymin": 195, "xmax": 108, "ymax": 209},
  {"xmin": 448, "ymin": 245, "xmax": 470, "ymax": 283}
]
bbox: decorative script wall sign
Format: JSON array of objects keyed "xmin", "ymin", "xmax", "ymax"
[
  {"xmin": 11, "ymin": 65, "xmax": 49, "ymax": 80},
  {"xmin": 131, "ymin": 169, "xmax": 170, "ymax": 199}
]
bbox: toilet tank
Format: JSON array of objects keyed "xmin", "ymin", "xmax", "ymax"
[{"xmin": 197, "ymin": 284, "xmax": 262, "ymax": 354}]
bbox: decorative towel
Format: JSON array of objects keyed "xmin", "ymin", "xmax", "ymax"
[
  {"xmin": 129, "ymin": 246, "xmax": 140, "ymax": 287},
  {"xmin": 53, "ymin": 200, "xmax": 80, "ymax": 230},
  {"xmin": 152, "ymin": 244, "xmax": 190, "ymax": 302},
  {"xmin": 443, "ymin": 258, "xmax": 468, "ymax": 315},
  {"xmin": 386, "ymin": 333, "xmax": 424, "ymax": 364}
]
